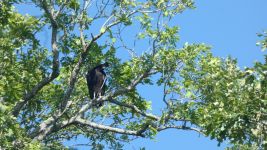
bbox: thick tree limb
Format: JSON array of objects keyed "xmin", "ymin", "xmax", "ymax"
[{"xmin": 74, "ymin": 117, "xmax": 145, "ymax": 137}]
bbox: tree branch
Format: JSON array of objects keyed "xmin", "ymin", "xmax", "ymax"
[
  {"xmin": 74, "ymin": 117, "xmax": 145, "ymax": 137},
  {"xmin": 60, "ymin": 8, "xmax": 144, "ymax": 112},
  {"xmin": 157, "ymin": 125, "xmax": 204, "ymax": 135},
  {"xmin": 109, "ymin": 99, "xmax": 160, "ymax": 121},
  {"xmin": 12, "ymin": 1, "xmax": 60, "ymax": 117},
  {"xmin": 30, "ymin": 6, "xmax": 165, "ymax": 140},
  {"xmin": 30, "ymin": 11, "xmax": 144, "ymax": 140}
]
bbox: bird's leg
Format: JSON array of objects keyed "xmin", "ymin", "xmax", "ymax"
[
  {"xmin": 99, "ymin": 77, "xmax": 106, "ymax": 99},
  {"xmin": 92, "ymin": 92, "xmax": 96, "ymax": 106},
  {"xmin": 94, "ymin": 92, "xmax": 97, "ymax": 99},
  {"xmin": 100, "ymin": 77, "xmax": 106, "ymax": 92}
]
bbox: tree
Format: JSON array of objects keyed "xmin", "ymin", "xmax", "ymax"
[{"xmin": 0, "ymin": 0, "xmax": 266, "ymax": 149}]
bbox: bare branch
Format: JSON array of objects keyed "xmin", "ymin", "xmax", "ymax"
[
  {"xmin": 157, "ymin": 125, "xmax": 204, "ymax": 135},
  {"xmin": 100, "ymin": 14, "xmax": 115, "ymax": 30},
  {"xmin": 79, "ymin": 24, "xmax": 86, "ymax": 50},
  {"xmin": 74, "ymin": 117, "xmax": 144, "ymax": 137}
]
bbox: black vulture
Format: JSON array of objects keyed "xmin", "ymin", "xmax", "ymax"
[{"xmin": 86, "ymin": 62, "xmax": 109, "ymax": 107}]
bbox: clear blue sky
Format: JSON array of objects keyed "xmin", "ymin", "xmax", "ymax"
[{"xmin": 16, "ymin": 0, "xmax": 267, "ymax": 149}]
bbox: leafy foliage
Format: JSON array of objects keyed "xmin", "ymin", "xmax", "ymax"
[
  {"xmin": 0, "ymin": 0, "xmax": 266, "ymax": 149},
  {"xmin": 257, "ymin": 31, "xmax": 267, "ymax": 51}
]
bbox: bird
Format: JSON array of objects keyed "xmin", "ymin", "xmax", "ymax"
[{"xmin": 86, "ymin": 62, "xmax": 109, "ymax": 107}]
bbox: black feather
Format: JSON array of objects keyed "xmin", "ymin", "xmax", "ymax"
[{"xmin": 86, "ymin": 62, "xmax": 109, "ymax": 107}]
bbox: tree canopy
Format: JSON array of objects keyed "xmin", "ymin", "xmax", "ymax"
[{"xmin": 0, "ymin": 0, "xmax": 266, "ymax": 149}]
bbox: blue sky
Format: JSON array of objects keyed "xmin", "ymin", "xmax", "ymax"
[
  {"xmin": 15, "ymin": 0, "xmax": 267, "ymax": 149},
  {"xmin": 177, "ymin": 0, "xmax": 267, "ymax": 67}
]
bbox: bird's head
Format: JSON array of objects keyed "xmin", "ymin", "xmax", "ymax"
[
  {"xmin": 102, "ymin": 62, "xmax": 109, "ymax": 68},
  {"xmin": 97, "ymin": 62, "xmax": 109, "ymax": 71}
]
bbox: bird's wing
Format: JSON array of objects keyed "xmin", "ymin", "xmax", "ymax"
[
  {"xmin": 86, "ymin": 69, "xmax": 92, "ymax": 79},
  {"xmin": 86, "ymin": 70, "xmax": 97, "ymax": 99}
]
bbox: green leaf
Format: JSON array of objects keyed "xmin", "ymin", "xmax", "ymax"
[{"xmin": 100, "ymin": 27, "xmax": 106, "ymax": 33}]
